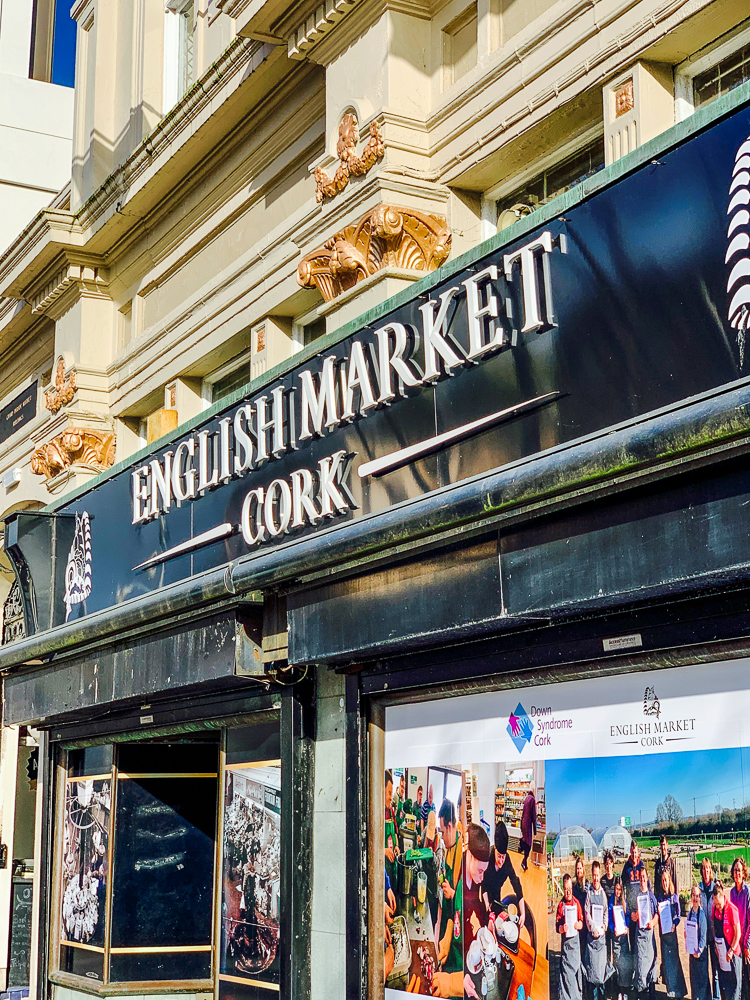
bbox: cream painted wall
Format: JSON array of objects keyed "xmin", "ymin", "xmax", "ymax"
[
  {"xmin": 0, "ymin": 0, "xmax": 33, "ymax": 76},
  {"xmin": 0, "ymin": 74, "xmax": 73, "ymax": 252},
  {"xmin": 501, "ymin": 0, "xmax": 559, "ymax": 44}
]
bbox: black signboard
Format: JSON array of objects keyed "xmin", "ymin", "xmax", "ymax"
[
  {"xmin": 8, "ymin": 99, "xmax": 750, "ymax": 631},
  {"xmin": 0, "ymin": 382, "xmax": 37, "ymax": 444},
  {"xmin": 8, "ymin": 878, "xmax": 32, "ymax": 987}
]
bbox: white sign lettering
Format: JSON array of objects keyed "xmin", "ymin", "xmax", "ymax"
[{"xmin": 131, "ymin": 232, "xmax": 565, "ymax": 547}]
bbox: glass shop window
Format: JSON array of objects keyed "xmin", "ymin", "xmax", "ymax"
[
  {"xmin": 219, "ymin": 722, "xmax": 282, "ymax": 997},
  {"xmin": 496, "ymin": 136, "xmax": 605, "ymax": 231},
  {"xmin": 211, "ymin": 363, "xmax": 251, "ymax": 403},
  {"xmin": 55, "ymin": 724, "xmax": 281, "ymax": 991},
  {"xmin": 693, "ymin": 44, "xmax": 750, "ymax": 108}
]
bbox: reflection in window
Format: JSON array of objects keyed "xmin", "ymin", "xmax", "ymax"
[
  {"xmin": 496, "ymin": 136, "xmax": 605, "ymax": 231},
  {"xmin": 219, "ymin": 725, "xmax": 282, "ymax": 999},
  {"xmin": 30, "ymin": 0, "xmax": 77, "ymax": 87},
  {"xmin": 56, "ymin": 740, "xmax": 218, "ymax": 986},
  {"xmin": 303, "ymin": 317, "xmax": 326, "ymax": 348},
  {"xmin": 178, "ymin": 0, "xmax": 196, "ymax": 99},
  {"xmin": 211, "ymin": 363, "xmax": 251, "ymax": 403},
  {"xmin": 694, "ymin": 45, "xmax": 750, "ymax": 108}
]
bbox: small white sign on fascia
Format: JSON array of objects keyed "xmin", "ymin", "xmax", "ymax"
[{"xmin": 602, "ymin": 633, "xmax": 643, "ymax": 652}]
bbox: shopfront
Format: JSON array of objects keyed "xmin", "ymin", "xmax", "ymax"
[
  {"xmin": 3, "ymin": 609, "xmax": 309, "ymax": 999},
  {"xmin": 1, "ymin": 80, "xmax": 750, "ymax": 1000}
]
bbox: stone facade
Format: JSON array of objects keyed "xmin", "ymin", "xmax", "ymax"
[{"xmin": 0, "ymin": 0, "xmax": 747, "ymax": 996}]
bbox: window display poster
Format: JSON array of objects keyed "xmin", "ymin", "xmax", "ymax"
[
  {"xmin": 61, "ymin": 779, "xmax": 110, "ymax": 947},
  {"xmin": 383, "ymin": 655, "xmax": 750, "ymax": 999},
  {"xmin": 220, "ymin": 763, "xmax": 281, "ymax": 992}
]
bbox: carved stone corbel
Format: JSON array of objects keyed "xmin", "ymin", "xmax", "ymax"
[
  {"xmin": 297, "ymin": 204, "xmax": 451, "ymax": 302},
  {"xmin": 30, "ymin": 428, "xmax": 116, "ymax": 479}
]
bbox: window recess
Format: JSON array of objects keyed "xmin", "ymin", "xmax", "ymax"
[
  {"xmin": 30, "ymin": 0, "xmax": 77, "ymax": 87},
  {"xmin": 442, "ymin": 3, "xmax": 478, "ymax": 89},
  {"xmin": 674, "ymin": 20, "xmax": 750, "ymax": 121},
  {"xmin": 693, "ymin": 43, "xmax": 750, "ymax": 109},
  {"xmin": 495, "ymin": 135, "xmax": 605, "ymax": 231}
]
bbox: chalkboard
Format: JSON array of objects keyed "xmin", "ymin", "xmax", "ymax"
[{"xmin": 8, "ymin": 878, "xmax": 32, "ymax": 987}]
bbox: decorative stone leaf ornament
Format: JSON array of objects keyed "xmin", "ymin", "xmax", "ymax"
[
  {"xmin": 30, "ymin": 428, "xmax": 115, "ymax": 479},
  {"xmin": 45, "ymin": 356, "xmax": 76, "ymax": 413},
  {"xmin": 314, "ymin": 114, "xmax": 384, "ymax": 203}
]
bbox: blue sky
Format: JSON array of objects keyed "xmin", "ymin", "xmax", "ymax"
[{"xmin": 548, "ymin": 746, "xmax": 750, "ymax": 831}]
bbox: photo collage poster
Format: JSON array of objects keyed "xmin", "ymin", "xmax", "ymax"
[
  {"xmin": 384, "ymin": 656, "xmax": 750, "ymax": 999},
  {"xmin": 220, "ymin": 762, "xmax": 282, "ymax": 991},
  {"xmin": 60, "ymin": 778, "xmax": 111, "ymax": 947}
]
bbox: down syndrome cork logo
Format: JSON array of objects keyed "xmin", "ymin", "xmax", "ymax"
[{"xmin": 507, "ymin": 703, "xmax": 534, "ymax": 753}]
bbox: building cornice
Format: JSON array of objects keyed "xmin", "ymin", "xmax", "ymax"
[
  {"xmin": 0, "ymin": 211, "xmax": 85, "ymax": 302},
  {"xmin": 0, "ymin": 36, "xmax": 297, "ymax": 305},
  {"xmin": 431, "ymin": 0, "xmax": 703, "ymax": 183},
  {"xmin": 76, "ymin": 37, "xmax": 268, "ymax": 233},
  {"xmin": 30, "ymin": 262, "xmax": 110, "ymax": 321}
]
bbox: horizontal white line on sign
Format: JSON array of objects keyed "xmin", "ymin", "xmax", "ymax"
[
  {"xmin": 133, "ymin": 521, "xmax": 233, "ymax": 571},
  {"xmin": 358, "ymin": 391, "xmax": 562, "ymax": 479}
]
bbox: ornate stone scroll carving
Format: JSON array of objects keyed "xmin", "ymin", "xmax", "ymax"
[
  {"xmin": 297, "ymin": 204, "xmax": 452, "ymax": 302},
  {"xmin": 2, "ymin": 580, "xmax": 25, "ymax": 645},
  {"xmin": 30, "ymin": 428, "xmax": 115, "ymax": 479},
  {"xmin": 314, "ymin": 115, "xmax": 384, "ymax": 203},
  {"xmin": 45, "ymin": 357, "xmax": 77, "ymax": 413}
]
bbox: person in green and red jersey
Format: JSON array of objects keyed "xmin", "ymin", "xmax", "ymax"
[
  {"xmin": 384, "ymin": 770, "xmax": 399, "ymax": 889},
  {"xmin": 433, "ymin": 797, "xmax": 463, "ymax": 998},
  {"xmin": 393, "ymin": 772, "xmax": 407, "ymax": 843}
]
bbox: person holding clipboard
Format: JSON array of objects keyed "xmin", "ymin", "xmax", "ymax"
[
  {"xmin": 584, "ymin": 860, "xmax": 614, "ymax": 1000},
  {"xmin": 712, "ymin": 880, "xmax": 742, "ymax": 1000},
  {"xmin": 685, "ymin": 884, "xmax": 709, "ymax": 1000},
  {"xmin": 700, "ymin": 858, "xmax": 722, "ymax": 1000},
  {"xmin": 609, "ymin": 876, "xmax": 633, "ymax": 1000},
  {"xmin": 557, "ymin": 873, "xmax": 585, "ymax": 1000},
  {"xmin": 631, "ymin": 866, "xmax": 658, "ymax": 1000},
  {"xmin": 573, "ymin": 857, "xmax": 590, "ymax": 957},
  {"xmin": 729, "ymin": 859, "xmax": 750, "ymax": 1000},
  {"xmin": 656, "ymin": 869, "xmax": 687, "ymax": 998}
]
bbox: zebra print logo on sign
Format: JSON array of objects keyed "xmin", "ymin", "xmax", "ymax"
[
  {"xmin": 728, "ymin": 136, "xmax": 750, "ymax": 366},
  {"xmin": 64, "ymin": 511, "xmax": 92, "ymax": 621}
]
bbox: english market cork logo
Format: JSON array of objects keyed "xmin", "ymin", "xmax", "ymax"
[
  {"xmin": 507, "ymin": 703, "xmax": 534, "ymax": 753},
  {"xmin": 63, "ymin": 511, "xmax": 92, "ymax": 622},
  {"xmin": 611, "ymin": 685, "xmax": 695, "ymax": 749},
  {"xmin": 643, "ymin": 686, "xmax": 660, "ymax": 719}
]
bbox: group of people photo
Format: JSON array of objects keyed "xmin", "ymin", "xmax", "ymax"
[
  {"xmin": 384, "ymin": 765, "xmax": 547, "ymax": 999},
  {"xmin": 554, "ymin": 837, "xmax": 750, "ymax": 1000}
]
